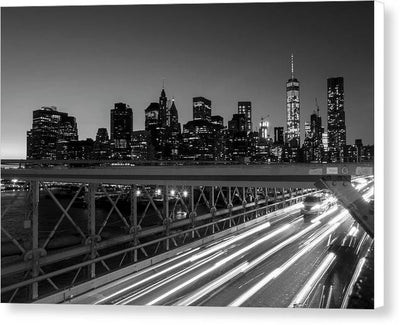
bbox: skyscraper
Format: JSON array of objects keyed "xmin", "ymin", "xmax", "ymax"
[
  {"xmin": 285, "ymin": 54, "xmax": 300, "ymax": 148},
  {"xmin": 93, "ymin": 128, "xmax": 111, "ymax": 160},
  {"xmin": 193, "ymin": 97, "xmax": 212, "ymax": 122},
  {"xmin": 159, "ymin": 87, "xmax": 168, "ymax": 126},
  {"xmin": 238, "ymin": 101, "xmax": 252, "ymax": 133},
  {"xmin": 26, "ymin": 106, "xmax": 78, "ymax": 160},
  {"xmin": 259, "ymin": 117, "xmax": 269, "ymax": 140},
  {"xmin": 145, "ymin": 102, "xmax": 161, "ymax": 159},
  {"xmin": 227, "ymin": 113, "xmax": 248, "ymax": 159},
  {"xmin": 327, "ymin": 77, "xmax": 346, "ymax": 162},
  {"xmin": 110, "ymin": 102, "xmax": 133, "ymax": 159},
  {"xmin": 166, "ymin": 98, "xmax": 181, "ymax": 159},
  {"xmin": 310, "ymin": 108, "xmax": 323, "ymax": 162},
  {"xmin": 274, "ymin": 127, "xmax": 284, "ymax": 145}
]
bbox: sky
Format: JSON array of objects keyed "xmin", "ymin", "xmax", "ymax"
[{"xmin": 1, "ymin": 1, "xmax": 374, "ymax": 159}]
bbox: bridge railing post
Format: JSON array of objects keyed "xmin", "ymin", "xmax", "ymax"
[
  {"xmin": 29, "ymin": 180, "xmax": 40, "ymax": 300},
  {"xmin": 242, "ymin": 187, "xmax": 247, "ymax": 223},
  {"xmin": 211, "ymin": 186, "xmax": 215, "ymax": 234},
  {"xmin": 228, "ymin": 186, "xmax": 233, "ymax": 228},
  {"xmin": 190, "ymin": 186, "xmax": 196, "ymax": 239},
  {"xmin": 163, "ymin": 184, "xmax": 170, "ymax": 251},
  {"xmin": 87, "ymin": 183, "xmax": 97, "ymax": 279},
  {"xmin": 130, "ymin": 185, "xmax": 138, "ymax": 262}
]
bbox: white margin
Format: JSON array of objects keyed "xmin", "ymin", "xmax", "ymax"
[{"xmin": 374, "ymin": 0, "xmax": 384, "ymax": 309}]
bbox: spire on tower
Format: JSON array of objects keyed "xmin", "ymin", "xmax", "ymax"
[
  {"xmin": 291, "ymin": 53, "xmax": 294, "ymax": 79},
  {"xmin": 315, "ymin": 98, "xmax": 320, "ymax": 115},
  {"xmin": 161, "ymin": 78, "xmax": 166, "ymax": 98}
]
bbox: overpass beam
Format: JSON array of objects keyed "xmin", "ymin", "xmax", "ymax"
[{"xmin": 315, "ymin": 176, "xmax": 374, "ymax": 238}]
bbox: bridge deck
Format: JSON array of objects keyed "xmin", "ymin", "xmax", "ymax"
[{"xmin": 1, "ymin": 163, "xmax": 373, "ymax": 187}]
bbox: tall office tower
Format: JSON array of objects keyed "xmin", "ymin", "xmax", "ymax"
[
  {"xmin": 304, "ymin": 122, "xmax": 312, "ymax": 139},
  {"xmin": 131, "ymin": 130, "xmax": 151, "ymax": 160},
  {"xmin": 110, "ymin": 102, "xmax": 133, "ymax": 159},
  {"xmin": 145, "ymin": 102, "xmax": 160, "ymax": 130},
  {"xmin": 238, "ymin": 101, "xmax": 252, "ymax": 133},
  {"xmin": 285, "ymin": 54, "xmax": 300, "ymax": 148},
  {"xmin": 310, "ymin": 107, "xmax": 323, "ymax": 162},
  {"xmin": 227, "ymin": 113, "xmax": 248, "ymax": 159},
  {"xmin": 93, "ymin": 128, "xmax": 111, "ymax": 160},
  {"xmin": 327, "ymin": 77, "xmax": 346, "ymax": 162},
  {"xmin": 26, "ymin": 106, "xmax": 78, "ymax": 160},
  {"xmin": 355, "ymin": 139, "xmax": 363, "ymax": 162},
  {"xmin": 145, "ymin": 102, "xmax": 161, "ymax": 159},
  {"xmin": 274, "ymin": 127, "xmax": 284, "ymax": 145},
  {"xmin": 193, "ymin": 97, "xmax": 212, "ymax": 122},
  {"xmin": 159, "ymin": 87, "xmax": 168, "ymax": 126},
  {"xmin": 181, "ymin": 120, "xmax": 215, "ymax": 160},
  {"xmin": 169, "ymin": 98, "xmax": 179, "ymax": 130},
  {"xmin": 322, "ymin": 132, "xmax": 329, "ymax": 157},
  {"xmin": 310, "ymin": 110, "xmax": 323, "ymax": 142},
  {"xmin": 259, "ymin": 117, "xmax": 269, "ymax": 139},
  {"xmin": 167, "ymin": 98, "xmax": 181, "ymax": 159}
]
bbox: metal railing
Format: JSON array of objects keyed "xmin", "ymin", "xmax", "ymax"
[{"xmin": 1, "ymin": 184, "xmax": 315, "ymax": 302}]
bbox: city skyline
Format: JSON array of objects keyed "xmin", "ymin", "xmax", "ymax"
[{"xmin": 1, "ymin": 2, "xmax": 374, "ymax": 158}]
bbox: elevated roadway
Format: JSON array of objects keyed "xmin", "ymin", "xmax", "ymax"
[
  {"xmin": 1, "ymin": 162, "xmax": 374, "ymax": 188},
  {"xmin": 63, "ymin": 198, "xmax": 372, "ymax": 307}
]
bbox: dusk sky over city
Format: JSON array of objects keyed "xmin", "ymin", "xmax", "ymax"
[{"xmin": 1, "ymin": 1, "xmax": 374, "ymax": 159}]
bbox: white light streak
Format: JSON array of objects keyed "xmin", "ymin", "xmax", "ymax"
[
  {"xmin": 117, "ymin": 251, "xmax": 224, "ymax": 305},
  {"xmin": 341, "ymin": 257, "xmax": 366, "ymax": 308},
  {"xmin": 229, "ymin": 215, "xmax": 346, "ymax": 307},
  {"xmin": 174, "ymin": 262, "xmax": 249, "ymax": 306},
  {"xmin": 93, "ymin": 248, "xmax": 200, "ymax": 304},
  {"xmin": 146, "ymin": 222, "xmax": 293, "ymax": 306},
  {"xmin": 289, "ymin": 252, "xmax": 336, "ymax": 307}
]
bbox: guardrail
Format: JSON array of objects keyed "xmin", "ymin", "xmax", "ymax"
[{"xmin": 1, "ymin": 188, "xmax": 315, "ymax": 302}]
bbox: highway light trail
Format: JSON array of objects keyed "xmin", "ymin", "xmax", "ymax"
[
  {"xmin": 228, "ymin": 209, "xmax": 349, "ymax": 307},
  {"xmin": 94, "ymin": 219, "xmax": 273, "ymax": 304},
  {"xmin": 93, "ymin": 247, "xmax": 200, "ymax": 304},
  {"xmin": 341, "ymin": 257, "xmax": 367, "ymax": 308},
  {"xmin": 155, "ymin": 209, "xmax": 340, "ymax": 306},
  {"xmin": 288, "ymin": 252, "xmax": 337, "ymax": 307},
  {"xmin": 144, "ymin": 222, "xmax": 294, "ymax": 306},
  {"xmin": 115, "ymin": 251, "xmax": 225, "ymax": 305},
  {"xmin": 174, "ymin": 262, "xmax": 250, "ymax": 306},
  {"xmin": 75, "ymin": 196, "xmax": 368, "ymax": 308}
]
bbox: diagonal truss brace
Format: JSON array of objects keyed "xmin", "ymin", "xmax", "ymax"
[{"xmin": 315, "ymin": 176, "xmax": 374, "ymax": 238}]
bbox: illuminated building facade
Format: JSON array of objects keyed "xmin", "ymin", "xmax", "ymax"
[
  {"xmin": 131, "ymin": 130, "xmax": 150, "ymax": 160},
  {"xmin": 27, "ymin": 106, "xmax": 78, "ymax": 160},
  {"xmin": 145, "ymin": 102, "xmax": 161, "ymax": 159},
  {"xmin": 238, "ymin": 101, "xmax": 252, "ymax": 133},
  {"xmin": 110, "ymin": 102, "xmax": 133, "ymax": 159},
  {"xmin": 327, "ymin": 77, "xmax": 346, "ymax": 162},
  {"xmin": 193, "ymin": 97, "xmax": 212, "ymax": 122},
  {"xmin": 93, "ymin": 128, "xmax": 111, "ymax": 160},
  {"xmin": 259, "ymin": 117, "xmax": 269, "ymax": 139},
  {"xmin": 285, "ymin": 54, "xmax": 300, "ymax": 148}
]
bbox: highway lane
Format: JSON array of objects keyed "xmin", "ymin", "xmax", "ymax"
[
  {"xmin": 70, "ymin": 202, "xmax": 305, "ymax": 305},
  {"xmin": 70, "ymin": 201, "xmax": 364, "ymax": 307}
]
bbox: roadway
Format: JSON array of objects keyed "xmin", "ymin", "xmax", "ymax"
[{"xmin": 68, "ymin": 189, "xmax": 373, "ymax": 307}]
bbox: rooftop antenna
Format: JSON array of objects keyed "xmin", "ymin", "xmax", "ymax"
[
  {"xmin": 291, "ymin": 53, "xmax": 294, "ymax": 79},
  {"xmin": 162, "ymin": 78, "xmax": 165, "ymax": 89}
]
